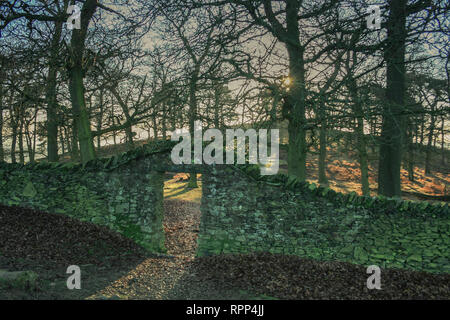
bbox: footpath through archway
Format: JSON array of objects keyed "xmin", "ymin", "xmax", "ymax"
[{"xmin": 87, "ymin": 172, "xmax": 258, "ymax": 299}]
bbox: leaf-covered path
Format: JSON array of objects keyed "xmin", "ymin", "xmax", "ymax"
[{"xmin": 87, "ymin": 199, "xmax": 203, "ymax": 299}]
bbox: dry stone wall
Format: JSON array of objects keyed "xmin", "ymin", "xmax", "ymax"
[
  {"xmin": 0, "ymin": 142, "xmax": 172, "ymax": 252},
  {"xmin": 197, "ymin": 165, "xmax": 449, "ymax": 274}
]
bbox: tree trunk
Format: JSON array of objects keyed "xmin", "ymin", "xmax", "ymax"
[
  {"xmin": 109, "ymin": 86, "xmax": 134, "ymax": 149},
  {"xmin": 46, "ymin": 19, "xmax": 63, "ymax": 162},
  {"xmin": 96, "ymin": 90, "xmax": 103, "ymax": 152},
  {"xmin": 407, "ymin": 125, "xmax": 415, "ymax": 181},
  {"xmin": 10, "ymin": 125, "xmax": 16, "ymax": 164},
  {"xmin": 378, "ymin": 0, "xmax": 407, "ymax": 197},
  {"xmin": 67, "ymin": 0, "xmax": 97, "ymax": 163},
  {"xmin": 152, "ymin": 116, "xmax": 158, "ymax": 140},
  {"xmin": 187, "ymin": 74, "xmax": 199, "ymax": 189},
  {"xmin": 358, "ymin": 126, "xmax": 370, "ymax": 195},
  {"xmin": 272, "ymin": 0, "xmax": 308, "ymax": 180},
  {"xmin": 125, "ymin": 124, "xmax": 134, "ymax": 149},
  {"xmin": 214, "ymin": 82, "xmax": 220, "ymax": 129},
  {"xmin": 425, "ymin": 110, "xmax": 435, "ymax": 175},
  {"xmin": 71, "ymin": 120, "xmax": 79, "ymax": 161},
  {"xmin": 161, "ymin": 103, "xmax": 167, "ymax": 140},
  {"xmin": 110, "ymin": 107, "xmax": 117, "ymax": 146},
  {"xmin": 419, "ymin": 116, "xmax": 425, "ymax": 146},
  {"xmin": 318, "ymin": 103, "xmax": 328, "ymax": 185},
  {"xmin": 31, "ymin": 108, "xmax": 38, "ymax": 162},
  {"xmin": 68, "ymin": 67, "xmax": 96, "ymax": 163},
  {"xmin": 370, "ymin": 117, "xmax": 377, "ymax": 154},
  {"xmin": 60, "ymin": 127, "xmax": 65, "ymax": 156},
  {"xmin": 18, "ymin": 118, "xmax": 24, "ymax": 164},
  {"xmin": 347, "ymin": 53, "xmax": 370, "ymax": 196},
  {"xmin": 24, "ymin": 114, "xmax": 36, "ymax": 163},
  {"xmin": 9, "ymin": 94, "xmax": 17, "ymax": 163},
  {"xmin": 285, "ymin": 45, "xmax": 307, "ymax": 181},
  {"xmin": 63, "ymin": 125, "xmax": 72, "ymax": 156}
]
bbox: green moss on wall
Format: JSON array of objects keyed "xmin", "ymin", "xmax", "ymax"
[
  {"xmin": 0, "ymin": 141, "xmax": 171, "ymax": 253},
  {"xmin": 197, "ymin": 165, "xmax": 449, "ymax": 274}
]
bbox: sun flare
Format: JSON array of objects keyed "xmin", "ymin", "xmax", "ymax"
[{"xmin": 282, "ymin": 76, "xmax": 292, "ymax": 87}]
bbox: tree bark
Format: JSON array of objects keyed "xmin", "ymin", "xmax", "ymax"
[
  {"xmin": 71, "ymin": 119, "xmax": 79, "ymax": 161},
  {"xmin": 161, "ymin": 106, "xmax": 167, "ymax": 141},
  {"xmin": 46, "ymin": 19, "xmax": 63, "ymax": 162},
  {"xmin": 378, "ymin": 0, "xmax": 407, "ymax": 197},
  {"xmin": 9, "ymin": 101, "xmax": 17, "ymax": 164},
  {"xmin": 68, "ymin": 67, "xmax": 96, "ymax": 162},
  {"xmin": 284, "ymin": 7, "xmax": 307, "ymax": 181},
  {"xmin": 96, "ymin": 89, "xmax": 103, "ymax": 152},
  {"xmin": 60, "ymin": 127, "xmax": 65, "ymax": 156},
  {"xmin": 406, "ymin": 125, "xmax": 415, "ymax": 181},
  {"xmin": 18, "ymin": 115, "xmax": 24, "ymax": 164},
  {"xmin": 318, "ymin": 102, "xmax": 328, "ymax": 185},
  {"xmin": 67, "ymin": 0, "xmax": 97, "ymax": 163},
  {"xmin": 347, "ymin": 52, "xmax": 370, "ymax": 195},
  {"xmin": 152, "ymin": 116, "xmax": 158, "ymax": 140},
  {"xmin": 187, "ymin": 72, "xmax": 199, "ymax": 188},
  {"xmin": 425, "ymin": 108, "xmax": 435, "ymax": 175}
]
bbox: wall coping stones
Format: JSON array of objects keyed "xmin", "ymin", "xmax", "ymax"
[{"xmin": 233, "ymin": 164, "xmax": 449, "ymax": 217}]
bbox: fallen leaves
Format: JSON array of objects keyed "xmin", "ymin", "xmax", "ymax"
[
  {"xmin": 188, "ymin": 252, "xmax": 450, "ymax": 299},
  {"xmin": 0, "ymin": 204, "xmax": 148, "ymax": 265}
]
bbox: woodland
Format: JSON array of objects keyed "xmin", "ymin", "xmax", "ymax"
[{"xmin": 0, "ymin": 0, "xmax": 448, "ymax": 300}]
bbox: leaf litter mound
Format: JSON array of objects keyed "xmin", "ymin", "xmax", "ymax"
[
  {"xmin": 185, "ymin": 253, "xmax": 450, "ymax": 299},
  {"xmin": 0, "ymin": 204, "xmax": 148, "ymax": 266}
]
